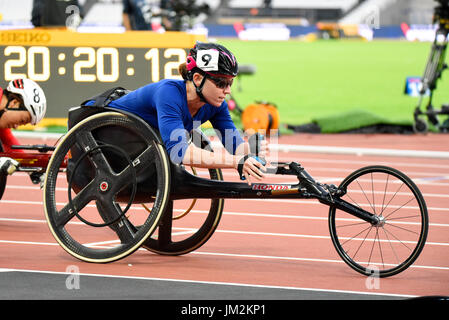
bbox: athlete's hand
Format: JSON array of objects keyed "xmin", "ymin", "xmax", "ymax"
[
  {"xmin": 0, "ymin": 157, "xmax": 19, "ymax": 175},
  {"xmin": 237, "ymin": 155, "xmax": 267, "ymax": 185}
]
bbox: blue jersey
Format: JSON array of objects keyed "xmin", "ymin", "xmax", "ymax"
[{"xmin": 105, "ymin": 79, "xmax": 244, "ymax": 163}]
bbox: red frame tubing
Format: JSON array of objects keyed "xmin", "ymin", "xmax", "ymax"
[{"xmin": 0, "ymin": 151, "xmax": 66, "ymax": 169}]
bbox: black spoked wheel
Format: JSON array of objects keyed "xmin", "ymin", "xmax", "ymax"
[
  {"xmin": 329, "ymin": 165, "xmax": 428, "ymax": 277},
  {"xmin": 142, "ymin": 129, "xmax": 224, "ymax": 255},
  {"xmin": 43, "ymin": 112, "xmax": 171, "ymax": 263}
]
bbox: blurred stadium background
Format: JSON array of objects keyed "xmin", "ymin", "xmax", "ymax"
[{"xmin": 0, "ymin": 0, "xmax": 448, "ymax": 133}]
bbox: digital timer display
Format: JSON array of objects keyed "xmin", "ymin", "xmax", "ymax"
[
  {"xmin": 0, "ymin": 29, "xmax": 205, "ymax": 118},
  {"xmin": 3, "ymin": 46, "xmax": 186, "ymax": 84}
]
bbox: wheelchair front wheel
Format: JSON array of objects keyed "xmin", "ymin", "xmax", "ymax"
[{"xmin": 329, "ymin": 165, "xmax": 428, "ymax": 277}]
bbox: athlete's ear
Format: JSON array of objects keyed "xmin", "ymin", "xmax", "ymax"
[
  {"xmin": 192, "ymin": 72, "xmax": 204, "ymax": 87},
  {"xmin": 7, "ymin": 98, "xmax": 21, "ymax": 110}
]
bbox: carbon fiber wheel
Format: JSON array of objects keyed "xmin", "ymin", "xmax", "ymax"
[
  {"xmin": 43, "ymin": 112, "xmax": 171, "ymax": 263},
  {"xmin": 142, "ymin": 129, "xmax": 224, "ymax": 255},
  {"xmin": 0, "ymin": 142, "xmax": 6, "ymax": 200}
]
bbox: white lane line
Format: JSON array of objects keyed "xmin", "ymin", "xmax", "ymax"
[
  {"xmin": 210, "ymin": 228, "xmax": 449, "ymax": 246},
  {"xmin": 0, "ymin": 239, "xmax": 447, "ymax": 273},
  {"xmin": 83, "ymin": 230, "xmax": 195, "ymax": 247},
  {"xmin": 1, "ymin": 218, "xmax": 448, "ymax": 246},
  {"xmin": 12, "ymin": 131, "xmax": 449, "ymax": 159},
  {"xmin": 4, "ymin": 183, "xmax": 449, "ymax": 200},
  {"xmin": 2, "ymin": 202, "xmax": 449, "ymax": 228},
  {"xmin": 2, "ymin": 203, "xmax": 449, "ymax": 228},
  {"xmin": 9, "ymin": 164, "xmax": 449, "ymax": 182},
  {"xmin": 2, "ymin": 198, "xmax": 449, "ymax": 215},
  {"xmin": 211, "ymin": 141, "xmax": 449, "ymax": 159},
  {"xmin": 190, "ymin": 251, "xmax": 449, "ymax": 272},
  {"xmin": 0, "ymin": 239, "xmax": 58, "ymax": 246}
]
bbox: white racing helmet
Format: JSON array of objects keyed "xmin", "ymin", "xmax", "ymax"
[{"xmin": 6, "ymin": 78, "xmax": 47, "ymax": 125}]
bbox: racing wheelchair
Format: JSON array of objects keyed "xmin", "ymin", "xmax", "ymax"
[{"xmin": 41, "ymin": 106, "xmax": 428, "ymax": 278}]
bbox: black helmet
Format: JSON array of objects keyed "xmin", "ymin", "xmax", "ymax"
[{"xmin": 186, "ymin": 42, "xmax": 238, "ymax": 79}]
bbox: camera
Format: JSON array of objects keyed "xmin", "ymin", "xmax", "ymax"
[
  {"xmin": 164, "ymin": 0, "xmax": 210, "ymax": 31},
  {"xmin": 434, "ymin": 0, "xmax": 449, "ymax": 26}
]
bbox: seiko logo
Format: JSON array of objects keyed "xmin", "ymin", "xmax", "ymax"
[
  {"xmin": 252, "ymin": 184, "xmax": 290, "ymax": 191},
  {"xmin": 1, "ymin": 32, "xmax": 51, "ymax": 44}
]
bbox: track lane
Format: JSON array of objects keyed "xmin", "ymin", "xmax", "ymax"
[{"xmin": 0, "ymin": 133, "xmax": 448, "ymax": 299}]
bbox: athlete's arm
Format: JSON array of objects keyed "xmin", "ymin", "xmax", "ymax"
[
  {"xmin": 182, "ymin": 143, "xmax": 238, "ymax": 169},
  {"xmin": 182, "ymin": 142, "xmax": 266, "ymax": 183},
  {"xmin": 235, "ymin": 138, "xmax": 269, "ymax": 159},
  {"xmin": 210, "ymin": 103, "xmax": 268, "ymax": 158}
]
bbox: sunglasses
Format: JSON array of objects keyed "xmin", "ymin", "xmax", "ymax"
[{"xmin": 208, "ymin": 76, "xmax": 234, "ymax": 89}]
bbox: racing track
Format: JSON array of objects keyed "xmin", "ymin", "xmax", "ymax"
[{"xmin": 0, "ymin": 132, "xmax": 448, "ymax": 303}]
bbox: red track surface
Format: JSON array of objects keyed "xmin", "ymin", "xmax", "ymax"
[{"xmin": 1, "ymin": 133, "xmax": 448, "ymax": 298}]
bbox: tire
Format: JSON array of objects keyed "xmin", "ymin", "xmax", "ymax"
[
  {"xmin": 413, "ymin": 118, "xmax": 428, "ymax": 133},
  {"xmin": 329, "ymin": 165, "xmax": 428, "ymax": 277},
  {"xmin": 142, "ymin": 129, "xmax": 224, "ymax": 255},
  {"xmin": 43, "ymin": 112, "xmax": 171, "ymax": 263},
  {"xmin": 0, "ymin": 142, "xmax": 7, "ymax": 200}
]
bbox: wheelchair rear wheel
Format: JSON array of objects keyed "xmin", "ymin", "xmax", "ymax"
[
  {"xmin": 142, "ymin": 129, "xmax": 224, "ymax": 255},
  {"xmin": 43, "ymin": 112, "xmax": 171, "ymax": 263},
  {"xmin": 0, "ymin": 142, "xmax": 7, "ymax": 200}
]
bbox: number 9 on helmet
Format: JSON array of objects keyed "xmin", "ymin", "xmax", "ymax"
[{"xmin": 6, "ymin": 78, "xmax": 47, "ymax": 125}]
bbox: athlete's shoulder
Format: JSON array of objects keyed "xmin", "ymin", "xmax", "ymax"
[
  {"xmin": 160, "ymin": 79, "xmax": 186, "ymax": 92},
  {"xmin": 156, "ymin": 79, "xmax": 185, "ymax": 87},
  {"xmin": 136, "ymin": 79, "xmax": 183, "ymax": 90},
  {"xmin": 153, "ymin": 79, "xmax": 186, "ymax": 100}
]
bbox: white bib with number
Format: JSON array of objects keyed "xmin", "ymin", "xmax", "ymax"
[{"xmin": 196, "ymin": 50, "xmax": 219, "ymax": 71}]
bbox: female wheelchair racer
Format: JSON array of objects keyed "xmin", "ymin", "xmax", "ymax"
[
  {"xmin": 42, "ymin": 43, "xmax": 429, "ymax": 278},
  {"xmin": 83, "ymin": 42, "xmax": 268, "ymax": 183}
]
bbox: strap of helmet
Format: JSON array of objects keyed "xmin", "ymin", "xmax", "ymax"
[
  {"xmin": 0, "ymin": 88, "xmax": 5, "ymax": 119},
  {"xmin": 3, "ymin": 90, "xmax": 14, "ymax": 109},
  {"xmin": 192, "ymin": 74, "xmax": 208, "ymax": 103}
]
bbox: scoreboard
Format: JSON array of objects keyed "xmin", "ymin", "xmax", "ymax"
[{"xmin": 0, "ymin": 28, "xmax": 206, "ymax": 118}]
